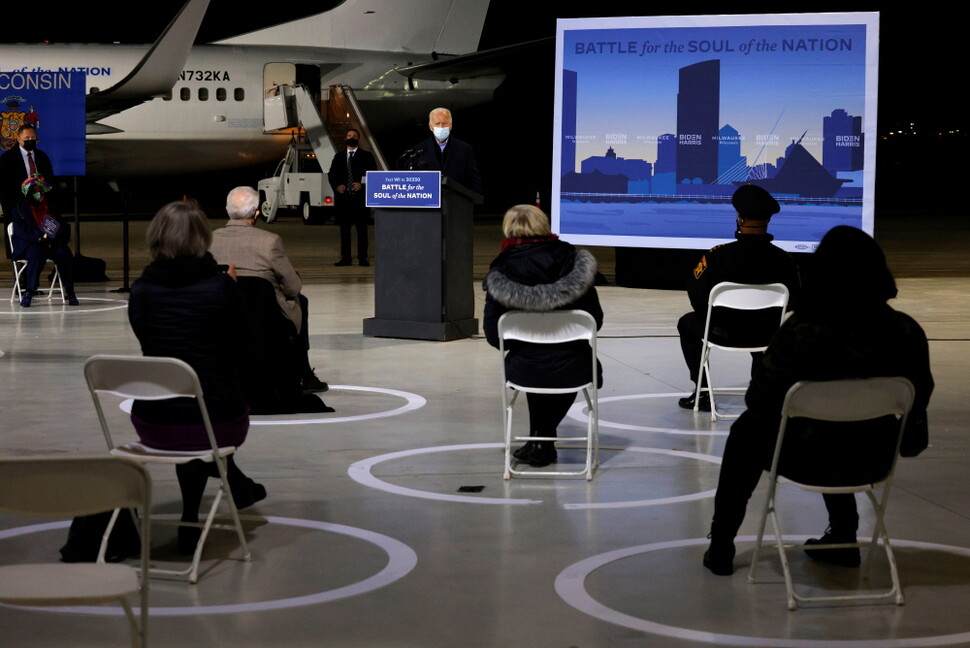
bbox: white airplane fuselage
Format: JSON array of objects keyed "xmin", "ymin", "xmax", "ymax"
[{"xmin": 1, "ymin": 43, "xmax": 501, "ymax": 177}]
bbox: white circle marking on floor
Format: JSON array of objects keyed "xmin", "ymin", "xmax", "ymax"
[
  {"xmin": 0, "ymin": 515, "xmax": 417, "ymax": 616},
  {"xmin": 568, "ymin": 392, "xmax": 731, "ymax": 435},
  {"xmin": 349, "ymin": 442, "xmax": 720, "ymax": 508},
  {"xmin": 0, "ymin": 297, "xmax": 128, "ymax": 315},
  {"xmin": 119, "ymin": 385, "xmax": 426, "ymax": 426},
  {"xmin": 556, "ymin": 535, "xmax": 970, "ymax": 647}
]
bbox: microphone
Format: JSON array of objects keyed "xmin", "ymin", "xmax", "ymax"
[{"xmin": 397, "ymin": 147, "xmax": 426, "ymax": 170}]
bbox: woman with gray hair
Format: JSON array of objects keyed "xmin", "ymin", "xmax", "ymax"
[
  {"xmin": 128, "ymin": 200, "xmax": 265, "ymax": 553},
  {"xmin": 483, "ymin": 205, "xmax": 604, "ymax": 467}
]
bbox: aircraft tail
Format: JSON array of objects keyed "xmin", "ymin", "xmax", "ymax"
[{"xmin": 214, "ymin": 0, "xmax": 490, "ymax": 55}]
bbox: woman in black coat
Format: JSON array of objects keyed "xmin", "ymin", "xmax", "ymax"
[
  {"xmin": 703, "ymin": 225, "xmax": 934, "ymax": 575},
  {"xmin": 128, "ymin": 200, "xmax": 265, "ymax": 552},
  {"xmin": 483, "ymin": 204, "xmax": 604, "ymax": 467}
]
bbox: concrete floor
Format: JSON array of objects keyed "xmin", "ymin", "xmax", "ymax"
[{"xmin": 1, "ymin": 214, "xmax": 969, "ymax": 647}]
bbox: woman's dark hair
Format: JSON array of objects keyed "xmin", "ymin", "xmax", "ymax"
[{"xmin": 799, "ymin": 225, "xmax": 897, "ymax": 315}]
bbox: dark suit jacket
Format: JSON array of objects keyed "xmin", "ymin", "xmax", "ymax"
[
  {"xmin": 406, "ymin": 136, "xmax": 482, "ymax": 195},
  {"xmin": 1, "ymin": 145, "xmax": 54, "ymax": 218},
  {"xmin": 327, "ymin": 146, "xmax": 377, "ymax": 209}
]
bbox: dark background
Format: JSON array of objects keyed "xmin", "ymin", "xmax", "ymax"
[{"xmin": 4, "ymin": 1, "xmax": 962, "ymax": 217}]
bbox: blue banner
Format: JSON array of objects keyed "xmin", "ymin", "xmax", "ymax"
[
  {"xmin": 0, "ymin": 71, "xmax": 86, "ymax": 175},
  {"xmin": 365, "ymin": 171, "xmax": 441, "ymax": 209}
]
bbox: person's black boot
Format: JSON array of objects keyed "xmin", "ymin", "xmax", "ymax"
[
  {"xmin": 529, "ymin": 441, "xmax": 558, "ymax": 467},
  {"xmin": 678, "ymin": 392, "xmax": 711, "ymax": 411},
  {"xmin": 703, "ymin": 524, "xmax": 736, "ymax": 576},
  {"xmin": 804, "ymin": 527, "xmax": 861, "ymax": 567},
  {"xmin": 512, "ymin": 441, "xmax": 535, "ymax": 462}
]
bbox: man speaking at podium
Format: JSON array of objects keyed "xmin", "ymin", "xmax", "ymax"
[{"xmin": 404, "ymin": 107, "xmax": 482, "ymax": 195}]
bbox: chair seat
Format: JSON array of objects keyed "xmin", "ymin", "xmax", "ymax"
[
  {"xmin": 0, "ymin": 563, "xmax": 139, "ymax": 606},
  {"xmin": 505, "ymin": 380, "xmax": 594, "ymax": 394},
  {"xmin": 111, "ymin": 442, "xmax": 236, "ymax": 464},
  {"xmin": 704, "ymin": 340, "xmax": 769, "ymax": 353},
  {"xmin": 781, "ymin": 476, "xmax": 887, "ymax": 495}
]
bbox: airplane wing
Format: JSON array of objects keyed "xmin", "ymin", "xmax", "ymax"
[
  {"xmin": 85, "ymin": 0, "xmax": 209, "ymax": 128},
  {"xmin": 394, "ymin": 38, "xmax": 550, "ymax": 85}
]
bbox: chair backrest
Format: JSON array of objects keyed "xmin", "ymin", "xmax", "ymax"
[
  {"xmin": 702, "ymin": 282, "xmax": 790, "ymax": 349},
  {"xmin": 84, "ymin": 354, "xmax": 217, "ymax": 452},
  {"xmin": 709, "ymin": 281, "xmax": 789, "ymax": 311},
  {"xmin": 774, "ymin": 377, "xmax": 915, "ymax": 486},
  {"xmin": 781, "ymin": 377, "xmax": 915, "ymax": 423},
  {"xmin": 234, "ymin": 275, "xmax": 302, "ymax": 398},
  {"xmin": 0, "ymin": 455, "xmax": 151, "ymax": 519},
  {"xmin": 497, "ymin": 310, "xmax": 596, "ymax": 347},
  {"xmin": 85, "ymin": 354, "xmax": 205, "ymax": 401}
]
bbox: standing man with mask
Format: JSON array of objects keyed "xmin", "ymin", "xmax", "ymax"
[
  {"xmin": 405, "ymin": 107, "xmax": 482, "ymax": 195},
  {"xmin": 1, "ymin": 124, "xmax": 55, "ymax": 259},
  {"xmin": 328, "ymin": 128, "xmax": 376, "ymax": 267}
]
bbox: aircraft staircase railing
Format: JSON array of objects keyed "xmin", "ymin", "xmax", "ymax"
[{"xmin": 323, "ymin": 85, "xmax": 388, "ymax": 170}]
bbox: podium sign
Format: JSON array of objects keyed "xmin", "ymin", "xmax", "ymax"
[
  {"xmin": 365, "ymin": 171, "xmax": 441, "ymax": 209},
  {"xmin": 363, "ymin": 175, "xmax": 482, "ymax": 341}
]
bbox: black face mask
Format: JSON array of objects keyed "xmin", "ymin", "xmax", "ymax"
[
  {"xmin": 346, "ymin": 138, "xmax": 359, "ymax": 148},
  {"xmin": 22, "ymin": 140, "xmax": 37, "ymax": 152}
]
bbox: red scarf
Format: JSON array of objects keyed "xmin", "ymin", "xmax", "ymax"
[
  {"xmin": 501, "ymin": 234, "xmax": 559, "ymax": 251},
  {"xmin": 29, "ymin": 198, "xmax": 51, "ymax": 228}
]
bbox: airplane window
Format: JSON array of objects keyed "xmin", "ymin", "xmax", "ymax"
[
  {"xmin": 199, "ymin": 88, "xmax": 209, "ymax": 101},
  {"xmin": 180, "ymin": 88, "xmax": 190, "ymax": 101},
  {"xmin": 217, "ymin": 88, "xmax": 227, "ymax": 101},
  {"xmin": 162, "ymin": 91, "xmax": 173, "ymax": 101},
  {"xmin": 235, "ymin": 88, "xmax": 245, "ymax": 102},
  {"xmin": 89, "ymin": 87, "xmax": 100, "ymax": 94}
]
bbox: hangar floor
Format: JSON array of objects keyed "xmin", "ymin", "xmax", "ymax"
[{"xmin": 1, "ymin": 213, "xmax": 969, "ymax": 648}]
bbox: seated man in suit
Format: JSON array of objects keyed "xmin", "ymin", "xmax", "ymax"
[
  {"xmin": 2, "ymin": 124, "xmax": 56, "ymax": 261},
  {"xmin": 210, "ymin": 186, "xmax": 331, "ymax": 405}
]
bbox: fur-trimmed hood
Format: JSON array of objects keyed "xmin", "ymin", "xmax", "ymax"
[{"xmin": 485, "ymin": 247, "xmax": 598, "ymax": 311}]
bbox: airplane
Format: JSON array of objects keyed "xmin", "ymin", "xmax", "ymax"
[{"xmin": 0, "ymin": 0, "xmax": 507, "ymax": 178}]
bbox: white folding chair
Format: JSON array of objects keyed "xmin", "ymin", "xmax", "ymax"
[
  {"xmin": 748, "ymin": 377, "xmax": 915, "ymax": 610},
  {"xmin": 498, "ymin": 310, "xmax": 599, "ymax": 480},
  {"xmin": 0, "ymin": 455, "xmax": 151, "ymax": 648},
  {"xmin": 7, "ymin": 221, "xmax": 65, "ymax": 303},
  {"xmin": 695, "ymin": 282, "xmax": 789, "ymax": 421},
  {"xmin": 84, "ymin": 354, "xmax": 253, "ymax": 584}
]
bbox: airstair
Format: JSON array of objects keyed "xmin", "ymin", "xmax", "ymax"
[{"xmin": 260, "ymin": 84, "xmax": 386, "ymax": 224}]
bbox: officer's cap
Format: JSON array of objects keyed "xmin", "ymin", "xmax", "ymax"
[{"xmin": 732, "ymin": 184, "xmax": 779, "ymax": 219}]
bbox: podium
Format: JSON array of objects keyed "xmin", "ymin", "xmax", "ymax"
[{"xmin": 362, "ymin": 176, "xmax": 482, "ymax": 341}]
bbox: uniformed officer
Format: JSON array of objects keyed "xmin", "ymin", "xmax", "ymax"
[{"xmin": 676, "ymin": 183, "xmax": 800, "ymax": 411}]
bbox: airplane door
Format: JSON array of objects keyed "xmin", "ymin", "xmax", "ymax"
[{"xmin": 263, "ymin": 63, "xmax": 323, "ymax": 131}]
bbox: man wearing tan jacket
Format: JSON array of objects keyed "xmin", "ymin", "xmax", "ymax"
[{"xmin": 210, "ymin": 186, "xmax": 328, "ymax": 394}]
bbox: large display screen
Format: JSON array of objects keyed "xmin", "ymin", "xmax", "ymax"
[{"xmin": 552, "ymin": 13, "xmax": 879, "ymax": 253}]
